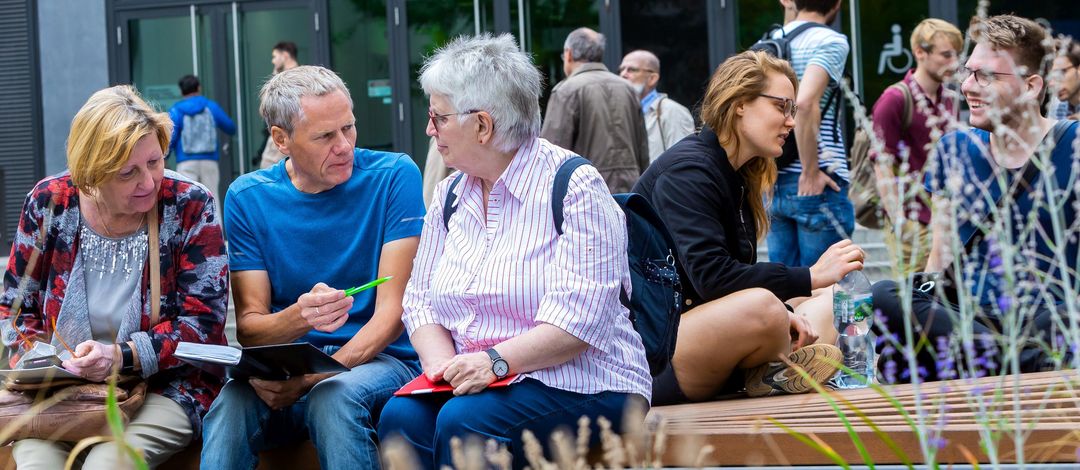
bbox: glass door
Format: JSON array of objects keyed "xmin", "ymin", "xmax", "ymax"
[
  {"xmin": 116, "ymin": 1, "xmax": 323, "ymax": 190},
  {"xmin": 119, "ymin": 6, "xmax": 225, "ymax": 194},
  {"xmin": 227, "ymin": 3, "xmax": 321, "ymax": 175},
  {"xmin": 328, "ymin": 0, "xmax": 395, "ymax": 152}
]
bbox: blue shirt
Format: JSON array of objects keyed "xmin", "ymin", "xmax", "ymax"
[
  {"xmin": 640, "ymin": 89, "xmax": 660, "ymax": 112},
  {"xmin": 168, "ymin": 95, "xmax": 237, "ymax": 163},
  {"xmin": 926, "ymin": 121, "xmax": 1079, "ymax": 307},
  {"xmin": 224, "ymin": 149, "xmax": 425, "ymax": 358}
]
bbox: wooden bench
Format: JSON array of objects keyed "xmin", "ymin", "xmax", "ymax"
[
  {"xmin": 0, "ymin": 440, "xmax": 318, "ymax": 469},
  {"xmin": 646, "ymin": 370, "xmax": 1080, "ymax": 467}
]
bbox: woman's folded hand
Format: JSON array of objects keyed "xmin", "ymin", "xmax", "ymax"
[{"xmin": 441, "ymin": 352, "xmax": 497, "ymax": 396}]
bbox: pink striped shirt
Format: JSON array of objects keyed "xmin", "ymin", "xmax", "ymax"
[{"xmin": 403, "ymin": 138, "xmax": 652, "ymax": 399}]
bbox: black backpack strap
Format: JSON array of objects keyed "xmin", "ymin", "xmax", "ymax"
[
  {"xmin": 441, "ymin": 172, "xmax": 466, "ymax": 231},
  {"xmin": 783, "ymin": 21, "xmax": 829, "ymax": 40},
  {"xmin": 551, "ymin": 156, "xmax": 591, "ymax": 235}
]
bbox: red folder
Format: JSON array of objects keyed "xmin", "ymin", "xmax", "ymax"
[{"xmin": 394, "ymin": 373, "xmax": 519, "ymax": 396}]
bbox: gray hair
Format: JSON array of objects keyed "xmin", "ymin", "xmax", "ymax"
[
  {"xmin": 419, "ymin": 33, "xmax": 541, "ymax": 153},
  {"xmin": 564, "ymin": 28, "xmax": 605, "ymax": 63},
  {"xmin": 625, "ymin": 49, "xmax": 661, "ymax": 74},
  {"xmin": 259, "ymin": 65, "xmax": 352, "ymax": 134}
]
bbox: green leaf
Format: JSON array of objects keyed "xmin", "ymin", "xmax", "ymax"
[{"xmin": 766, "ymin": 418, "xmax": 851, "ymax": 469}]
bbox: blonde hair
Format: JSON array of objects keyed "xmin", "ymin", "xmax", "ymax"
[
  {"xmin": 970, "ymin": 14, "xmax": 1051, "ymax": 77},
  {"xmin": 700, "ymin": 50, "xmax": 797, "ymax": 240},
  {"xmin": 67, "ymin": 85, "xmax": 172, "ymax": 193},
  {"xmin": 911, "ymin": 18, "xmax": 963, "ymax": 54}
]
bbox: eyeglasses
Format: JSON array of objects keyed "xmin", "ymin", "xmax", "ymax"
[
  {"xmin": 1050, "ymin": 65, "xmax": 1078, "ymax": 76},
  {"xmin": 956, "ymin": 66, "xmax": 1032, "ymax": 87},
  {"xmin": 759, "ymin": 93, "xmax": 798, "ymax": 118},
  {"xmin": 428, "ymin": 109, "xmax": 481, "ymax": 133},
  {"xmin": 617, "ymin": 65, "xmax": 657, "ymax": 75}
]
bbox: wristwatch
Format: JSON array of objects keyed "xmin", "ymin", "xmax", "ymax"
[{"xmin": 485, "ymin": 348, "xmax": 510, "ymax": 379}]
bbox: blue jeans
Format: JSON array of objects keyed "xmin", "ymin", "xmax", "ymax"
[
  {"xmin": 766, "ymin": 172, "xmax": 855, "ymax": 267},
  {"xmin": 200, "ymin": 350, "xmax": 421, "ymax": 470},
  {"xmin": 378, "ymin": 378, "xmax": 646, "ymax": 470}
]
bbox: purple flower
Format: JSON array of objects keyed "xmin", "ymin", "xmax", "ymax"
[
  {"xmin": 997, "ymin": 294, "xmax": 1014, "ymax": 312},
  {"xmin": 929, "ymin": 436, "xmax": 949, "ymax": 450},
  {"xmin": 883, "ymin": 359, "xmax": 898, "ymax": 384}
]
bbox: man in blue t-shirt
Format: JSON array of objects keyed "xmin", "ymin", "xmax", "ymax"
[
  {"xmin": 765, "ymin": 0, "xmax": 855, "ymax": 267},
  {"xmin": 201, "ymin": 66, "xmax": 425, "ymax": 469},
  {"xmin": 873, "ymin": 15, "xmax": 1077, "ymax": 383}
]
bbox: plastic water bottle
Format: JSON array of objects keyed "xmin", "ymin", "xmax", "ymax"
[{"xmin": 832, "ymin": 270, "xmax": 876, "ymax": 389}]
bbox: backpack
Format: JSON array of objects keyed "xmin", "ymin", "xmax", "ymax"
[
  {"xmin": 750, "ymin": 22, "xmax": 842, "ymax": 170},
  {"xmin": 181, "ymin": 107, "xmax": 218, "ymax": 154},
  {"xmin": 442, "ymin": 156, "xmax": 683, "ymax": 377},
  {"xmin": 849, "ymin": 81, "xmax": 913, "ymax": 229}
]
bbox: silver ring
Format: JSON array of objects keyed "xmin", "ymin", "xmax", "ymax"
[{"xmin": 315, "ymin": 306, "xmax": 321, "ymax": 315}]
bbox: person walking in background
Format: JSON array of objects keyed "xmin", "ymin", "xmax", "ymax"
[
  {"xmin": 870, "ymin": 18, "xmax": 961, "ymax": 272},
  {"xmin": 168, "ymin": 74, "xmax": 236, "ymax": 217},
  {"xmin": 271, "ymin": 41, "xmax": 300, "ymax": 75},
  {"xmin": 620, "ymin": 50, "xmax": 696, "ymax": 163},
  {"xmin": 260, "ymin": 41, "xmax": 301, "ymax": 170},
  {"xmin": 541, "ymin": 27, "xmax": 650, "ymax": 194},
  {"xmin": 1049, "ymin": 38, "xmax": 1080, "ymax": 120},
  {"xmin": 765, "ymin": 0, "xmax": 854, "ymax": 268}
]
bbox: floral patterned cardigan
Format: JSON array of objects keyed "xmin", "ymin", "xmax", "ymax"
[{"xmin": 0, "ymin": 171, "xmax": 228, "ymax": 435}]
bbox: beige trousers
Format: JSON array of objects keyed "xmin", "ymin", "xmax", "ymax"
[
  {"xmin": 12, "ymin": 393, "xmax": 193, "ymax": 470},
  {"xmin": 883, "ymin": 217, "xmax": 932, "ymax": 276},
  {"xmin": 177, "ymin": 159, "xmax": 222, "ymax": 218}
]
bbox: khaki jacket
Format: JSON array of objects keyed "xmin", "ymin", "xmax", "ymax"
[
  {"xmin": 541, "ymin": 63, "xmax": 649, "ymax": 194},
  {"xmin": 645, "ymin": 93, "xmax": 695, "ymax": 163}
]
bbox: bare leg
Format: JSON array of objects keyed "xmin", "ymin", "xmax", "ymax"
[
  {"xmin": 671, "ymin": 288, "xmax": 791, "ymax": 401},
  {"xmin": 795, "ymin": 288, "xmax": 838, "ymax": 346}
]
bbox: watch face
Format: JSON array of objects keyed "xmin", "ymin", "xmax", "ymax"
[{"xmin": 493, "ymin": 360, "xmax": 510, "ymax": 377}]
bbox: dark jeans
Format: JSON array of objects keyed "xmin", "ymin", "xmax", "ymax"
[
  {"xmin": 871, "ymin": 280, "xmax": 1065, "ymax": 383},
  {"xmin": 378, "ymin": 378, "xmax": 646, "ymax": 469},
  {"xmin": 766, "ymin": 172, "xmax": 855, "ymax": 267}
]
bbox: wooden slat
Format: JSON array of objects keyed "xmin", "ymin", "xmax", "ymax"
[{"xmin": 646, "ymin": 370, "xmax": 1080, "ymax": 466}]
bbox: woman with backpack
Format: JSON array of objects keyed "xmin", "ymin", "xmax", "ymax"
[
  {"xmin": 633, "ymin": 50, "xmax": 867, "ymax": 404},
  {"xmin": 377, "ymin": 34, "xmax": 650, "ymax": 469}
]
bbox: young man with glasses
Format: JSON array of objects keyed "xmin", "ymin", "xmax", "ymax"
[
  {"xmin": 870, "ymin": 18, "xmax": 962, "ymax": 272},
  {"xmin": 873, "ymin": 15, "xmax": 1079, "ymax": 383},
  {"xmin": 1049, "ymin": 38, "xmax": 1080, "ymax": 120},
  {"xmin": 619, "ymin": 50, "xmax": 695, "ymax": 163}
]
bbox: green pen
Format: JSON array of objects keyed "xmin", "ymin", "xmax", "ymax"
[{"xmin": 343, "ymin": 276, "xmax": 393, "ymax": 297}]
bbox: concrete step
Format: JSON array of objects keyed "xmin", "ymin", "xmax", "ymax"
[{"xmin": 757, "ymin": 224, "xmax": 894, "ymax": 282}]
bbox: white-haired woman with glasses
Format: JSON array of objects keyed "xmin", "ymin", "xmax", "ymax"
[{"xmin": 377, "ymin": 33, "xmax": 651, "ymax": 469}]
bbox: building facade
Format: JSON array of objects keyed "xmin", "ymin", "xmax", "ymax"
[{"xmin": 2, "ymin": 0, "xmax": 1077, "ymax": 247}]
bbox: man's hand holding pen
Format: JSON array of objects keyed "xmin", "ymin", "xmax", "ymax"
[{"xmin": 297, "ymin": 283, "xmax": 353, "ymax": 333}]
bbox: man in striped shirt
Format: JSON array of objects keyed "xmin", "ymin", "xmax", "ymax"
[{"xmin": 765, "ymin": 0, "xmax": 856, "ymax": 267}]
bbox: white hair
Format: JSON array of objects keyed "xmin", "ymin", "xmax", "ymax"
[
  {"xmin": 419, "ymin": 33, "xmax": 541, "ymax": 153},
  {"xmin": 259, "ymin": 65, "xmax": 352, "ymax": 134}
]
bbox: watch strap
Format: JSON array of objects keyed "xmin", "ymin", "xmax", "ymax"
[{"xmin": 119, "ymin": 342, "xmax": 135, "ymax": 374}]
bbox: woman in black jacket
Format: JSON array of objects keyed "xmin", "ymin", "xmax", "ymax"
[{"xmin": 634, "ymin": 51, "xmax": 866, "ymax": 404}]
